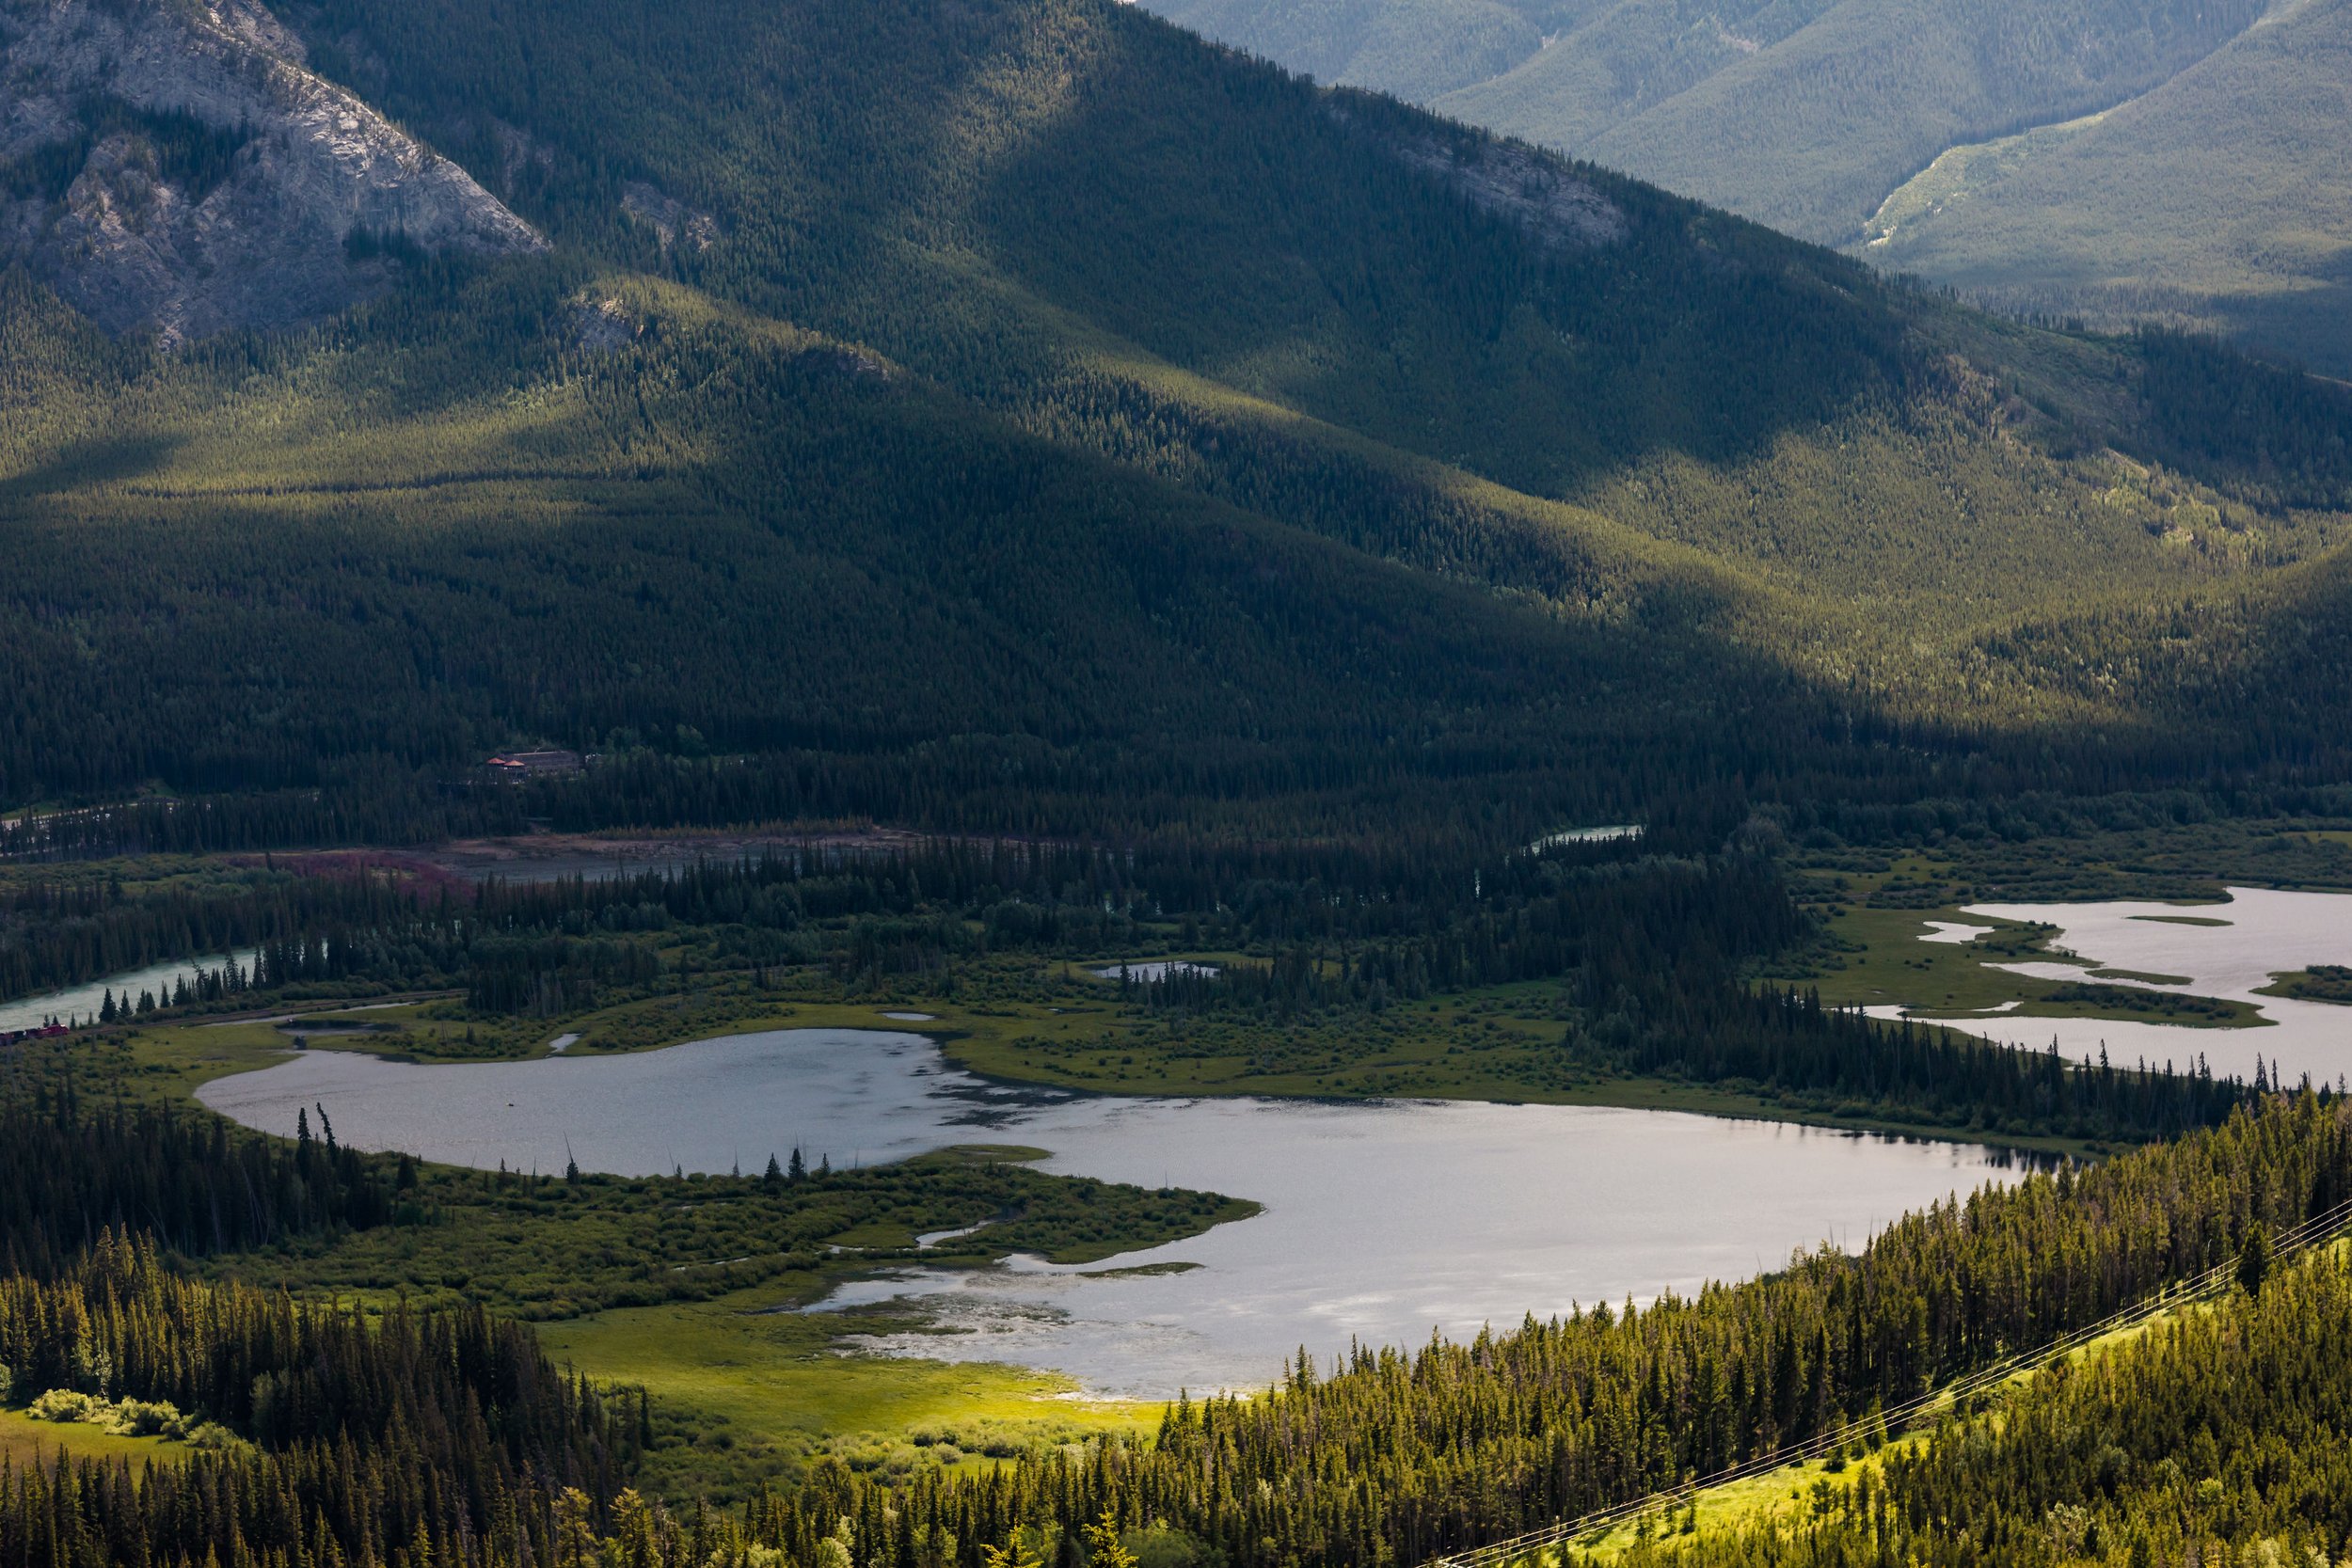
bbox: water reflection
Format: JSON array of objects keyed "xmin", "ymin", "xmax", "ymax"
[{"xmin": 0, "ymin": 947, "xmax": 261, "ymax": 1035}]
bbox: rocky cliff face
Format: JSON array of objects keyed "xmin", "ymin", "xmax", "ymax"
[{"xmin": 0, "ymin": 0, "xmax": 544, "ymax": 343}]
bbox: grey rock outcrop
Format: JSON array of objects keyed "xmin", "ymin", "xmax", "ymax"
[
  {"xmin": 1384, "ymin": 132, "xmax": 1627, "ymax": 251},
  {"xmin": 620, "ymin": 181, "xmax": 719, "ymax": 254},
  {"xmin": 0, "ymin": 0, "xmax": 545, "ymax": 343}
]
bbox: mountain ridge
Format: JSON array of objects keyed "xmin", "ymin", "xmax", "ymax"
[
  {"xmin": 1137, "ymin": 0, "xmax": 2352, "ymax": 372},
  {"xmin": 1859, "ymin": 0, "xmax": 2352, "ymax": 375},
  {"xmin": 0, "ymin": 0, "xmax": 542, "ymax": 342}
]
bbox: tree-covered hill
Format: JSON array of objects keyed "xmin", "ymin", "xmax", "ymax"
[
  {"xmin": 1, "ymin": 0, "xmax": 2349, "ymax": 834},
  {"xmin": 0, "ymin": 264, "xmax": 1796, "ymax": 832}
]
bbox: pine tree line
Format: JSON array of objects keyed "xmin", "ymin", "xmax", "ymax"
[
  {"xmin": 0, "ymin": 1235, "xmax": 641, "ymax": 1567},
  {"xmin": 6, "ymin": 1099, "xmax": 2347, "ymax": 1568},
  {"xmin": 0, "ymin": 1097, "xmax": 399, "ymax": 1277},
  {"xmin": 1586, "ymin": 1243, "xmax": 2352, "ymax": 1567},
  {"xmin": 0, "ymin": 867, "xmax": 437, "ymax": 1006}
]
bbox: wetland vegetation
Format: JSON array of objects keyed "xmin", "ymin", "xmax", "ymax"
[
  {"xmin": 3, "ymin": 0, "xmax": 2351, "ymax": 1551},
  {"xmin": 8, "ymin": 1039, "xmax": 2350, "ymax": 1567},
  {"xmin": 2259, "ymin": 967, "xmax": 2352, "ymax": 1007}
]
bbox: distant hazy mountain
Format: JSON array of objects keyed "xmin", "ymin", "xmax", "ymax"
[
  {"xmin": 1143, "ymin": 0, "xmax": 1570, "ymax": 100},
  {"xmin": 1860, "ymin": 0, "xmax": 2352, "ymax": 376},
  {"xmin": 1436, "ymin": 0, "xmax": 2265, "ymax": 244},
  {"xmin": 1144, "ymin": 0, "xmax": 2352, "ymax": 372}
]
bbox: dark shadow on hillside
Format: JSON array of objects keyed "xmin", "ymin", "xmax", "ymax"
[
  {"xmin": 0, "ymin": 432, "xmax": 188, "ymax": 508},
  {"xmin": 966, "ymin": 8, "xmax": 1910, "ymax": 499},
  {"xmin": 2214, "ymin": 277, "xmax": 2352, "ymax": 386}
]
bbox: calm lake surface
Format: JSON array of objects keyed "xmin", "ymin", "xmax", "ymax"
[
  {"xmin": 201, "ymin": 1029, "xmax": 2019, "ymax": 1396},
  {"xmin": 1873, "ymin": 888, "xmax": 2352, "ymax": 1084}
]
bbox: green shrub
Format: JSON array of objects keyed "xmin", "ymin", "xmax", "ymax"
[{"xmin": 27, "ymin": 1388, "xmax": 100, "ymax": 1422}]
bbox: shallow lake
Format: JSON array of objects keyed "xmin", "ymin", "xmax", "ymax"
[
  {"xmin": 200, "ymin": 1029, "xmax": 2020, "ymax": 1396},
  {"xmin": 1873, "ymin": 887, "xmax": 2352, "ymax": 1084}
]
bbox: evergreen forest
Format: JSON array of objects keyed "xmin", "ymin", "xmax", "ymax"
[{"xmin": 3, "ymin": 0, "xmax": 2352, "ymax": 1560}]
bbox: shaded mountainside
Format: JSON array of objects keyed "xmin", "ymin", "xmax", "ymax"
[
  {"xmin": 0, "ymin": 0, "xmax": 541, "ymax": 343},
  {"xmin": 0, "ymin": 262, "xmax": 1851, "ymax": 838},
  {"xmin": 0, "ymin": 0, "xmax": 2349, "ymax": 833}
]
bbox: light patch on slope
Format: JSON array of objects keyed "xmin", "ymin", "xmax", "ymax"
[
  {"xmin": 1863, "ymin": 106, "xmax": 2113, "ymax": 249},
  {"xmin": 1366, "ymin": 121, "xmax": 1626, "ymax": 249}
]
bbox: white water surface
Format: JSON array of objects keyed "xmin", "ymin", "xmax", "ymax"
[
  {"xmin": 1089, "ymin": 961, "xmax": 1219, "ymax": 982},
  {"xmin": 199, "ymin": 1028, "xmax": 2018, "ymax": 1396}
]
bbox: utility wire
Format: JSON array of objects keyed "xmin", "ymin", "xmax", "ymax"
[{"xmin": 1425, "ymin": 1191, "xmax": 2352, "ymax": 1568}]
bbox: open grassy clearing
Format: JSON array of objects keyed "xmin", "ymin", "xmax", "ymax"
[
  {"xmin": 533, "ymin": 1286, "xmax": 1156, "ymax": 1506},
  {"xmin": 181, "ymin": 1136, "xmax": 1234, "ymax": 1504},
  {"xmin": 0, "ymin": 1406, "xmax": 187, "ymax": 1470},
  {"xmin": 1562, "ymin": 1439, "xmax": 1924, "ymax": 1561},
  {"xmin": 215, "ymin": 1144, "xmax": 1258, "ymax": 1317}
]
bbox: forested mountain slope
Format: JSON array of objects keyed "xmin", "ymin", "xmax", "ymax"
[
  {"xmin": 1146, "ymin": 0, "xmax": 2352, "ymax": 373},
  {"xmin": 1432, "ymin": 0, "xmax": 2265, "ymax": 245},
  {"xmin": 0, "ymin": 262, "xmax": 1798, "ymax": 828},
  {"xmin": 1863, "ymin": 0, "xmax": 2352, "ymax": 377},
  {"xmin": 1, "ymin": 0, "xmax": 2349, "ymax": 833}
]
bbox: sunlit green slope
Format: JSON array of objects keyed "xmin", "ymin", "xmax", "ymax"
[{"xmin": 2, "ymin": 0, "xmax": 2350, "ymax": 825}]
